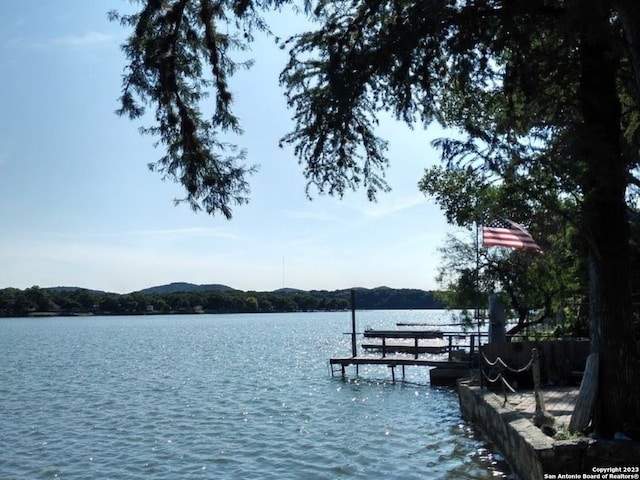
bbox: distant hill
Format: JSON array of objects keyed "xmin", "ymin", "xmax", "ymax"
[
  {"xmin": 45, "ymin": 286, "xmax": 108, "ymax": 295},
  {"xmin": 137, "ymin": 282, "xmax": 236, "ymax": 295},
  {"xmin": 322, "ymin": 287, "xmax": 445, "ymax": 310},
  {"xmin": 40, "ymin": 284, "xmax": 442, "ymax": 309},
  {"xmin": 1, "ymin": 283, "xmax": 447, "ymax": 316},
  {"xmin": 273, "ymin": 288, "xmax": 306, "ymax": 294},
  {"xmin": 135, "ymin": 284, "xmax": 444, "ymax": 309}
]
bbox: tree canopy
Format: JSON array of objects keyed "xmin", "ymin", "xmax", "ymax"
[
  {"xmin": 112, "ymin": 0, "xmax": 640, "ymax": 438},
  {"xmin": 0, "ymin": 285, "xmax": 444, "ymax": 316}
]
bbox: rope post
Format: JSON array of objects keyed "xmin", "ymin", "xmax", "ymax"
[
  {"xmin": 479, "ymin": 342, "xmax": 484, "ymax": 389},
  {"xmin": 501, "ymin": 371, "xmax": 507, "ymax": 405},
  {"xmin": 532, "ymin": 348, "xmax": 546, "ymax": 413}
]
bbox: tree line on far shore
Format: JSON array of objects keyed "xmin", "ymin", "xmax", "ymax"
[{"xmin": 0, "ymin": 285, "xmax": 445, "ymax": 317}]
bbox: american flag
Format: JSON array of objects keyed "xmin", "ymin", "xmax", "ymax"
[{"xmin": 482, "ymin": 219, "xmax": 542, "ymax": 253}]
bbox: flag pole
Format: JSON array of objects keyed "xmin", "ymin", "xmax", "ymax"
[{"xmin": 475, "ymin": 218, "xmax": 481, "ymax": 352}]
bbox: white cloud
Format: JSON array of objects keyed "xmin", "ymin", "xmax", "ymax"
[
  {"xmin": 43, "ymin": 226, "xmax": 239, "ymax": 242},
  {"xmin": 0, "ymin": 237, "xmax": 236, "ymax": 293},
  {"xmin": 281, "ymin": 208, "xmax": 339, "ymax": 223},
  {"xmin": 359, "ymin": 192, "xmax": 426, "ymax": 219},
  {"xmin": 32, "ymin": 31, "xmax": 114, "ymax": 49},
  {"xmin": 109, "ymin": 227, "xmax": 237, "ymax": 240}
]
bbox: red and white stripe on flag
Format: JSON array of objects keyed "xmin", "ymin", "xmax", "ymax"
[{"xmin": 482, "ymin": 219, "xmax": 542, "ymax": 253}]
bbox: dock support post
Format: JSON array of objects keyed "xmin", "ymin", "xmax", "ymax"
[
  {"xmin": 350, "ymin": 289, "xmax": 357, "ymax": 358},
  {"xmin": 341, "ymin": 364, "xmax": 346, "ymax": 379},
  {"xmin": 390, "ymin": 365, "xmax": 396, "ymax": 383}
]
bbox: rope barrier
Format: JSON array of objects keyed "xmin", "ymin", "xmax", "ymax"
[
  {"xmin": 480, "ymin": 348, "xmax": 547, "ymax": 413},
  {"xmin": 500, "ymin": 375, "xmax": 517, "ymax": 393},
  {"xmin": 480, "ymin": 348, "xmax": 539, "ymax": 403},
  {"xmin": 481, "ymin": 351, "xmax": 534, "ymax": 374},
  {"xmin": 481, "ymin": 369, "xmax": 503, "ymax": 384},
  {"xmin": 481, "ymin": 367, "xmax": 517, "ymax": 390}
]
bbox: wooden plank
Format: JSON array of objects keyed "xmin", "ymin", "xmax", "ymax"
[
  {"xmin": 360, "ymin": 344, "xmax": 449, "ymax": 354},
  {"xmin": 363, "ymin": 329, "xmax": 444, "ymax": 339},
  {"xmin": 329, "ymin": 356, "xmax": 470, "ymax": 368},
  {"xmin": 569, "ymin": 352, "xmax": 599, "ymax": 433}
]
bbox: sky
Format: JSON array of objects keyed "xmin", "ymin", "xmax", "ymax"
[{"xmin": 0, "ymin": 1, "xmax": 459, "ymax": 294}]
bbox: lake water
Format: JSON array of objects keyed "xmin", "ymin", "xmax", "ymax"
[{"xmin": 0, "ymin": 310, "xmax": 513, "ymax": 479}]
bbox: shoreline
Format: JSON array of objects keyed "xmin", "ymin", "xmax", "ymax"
[{"xmin": 458, "ymin": 381, "xmax": 640, "ymax": 479}]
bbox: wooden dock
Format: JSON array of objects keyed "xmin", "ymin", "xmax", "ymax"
[
  {"xmin": 330, "ymin": 328, "xmax": 481, "ymax": 384},
  {"xmin": 329, "ymin": 356, "xmax": 471, "ymax": 382}
]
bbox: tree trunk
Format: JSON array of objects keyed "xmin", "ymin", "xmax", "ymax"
[
  {"xmin": 614, "ymin": 0, "xmax": 640, "ymax": 97},
  {"xmin": 578, "ymin": 0, "xmax": 640, "ymax": 438}
]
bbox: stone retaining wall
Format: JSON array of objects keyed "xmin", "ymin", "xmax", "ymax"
[
  {"xmin": 458, "ymin": 381, "xmax": 640, "ymax": 480},
  {"xmin": 458, "ymin": 382, "xmax": 552, "ymax": 479}
]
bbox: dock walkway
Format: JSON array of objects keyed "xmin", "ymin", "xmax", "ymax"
[
  {"xmin": 329, "ymin": 356, "xmax": 470, "ymax": 382},
  {"xmin": 330, "ymin": 328, "xmax": 480, "ymax": 383},
  {"xmin": 504, "ymin": 386, "xmax": 579, "ymax": 428}
]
